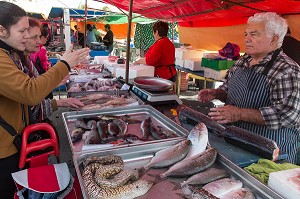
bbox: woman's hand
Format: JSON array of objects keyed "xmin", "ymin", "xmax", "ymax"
[{"xmin": 61, "ymin": 45, "xmax": 90, "ymax": 68}]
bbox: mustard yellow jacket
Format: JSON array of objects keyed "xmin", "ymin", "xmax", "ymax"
[{"xmin": 0, "ymin": 49, "xmax": 68, "ymax": 158}]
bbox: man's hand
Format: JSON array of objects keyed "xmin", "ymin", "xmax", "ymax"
[
  {"xmin": 209, "ymin": 105, "xmax": 242, "ymax": 124},
  {"xmin": 209, "ymin": 105, "xmax": 265, "ymax": 125},
  {"xmin": 198, "ymin": 89, "xmax": 217, "ymax": 102}
]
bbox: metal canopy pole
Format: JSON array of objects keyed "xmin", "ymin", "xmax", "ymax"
[
  {"xmin": 84, "ymin": 0, "xmax": 88, "ymax": 47},
  {"xmin": 125, "ymin": 0, "xmax": 133, "ymax": 83}
]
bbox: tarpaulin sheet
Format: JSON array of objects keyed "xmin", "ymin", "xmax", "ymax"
[
  {"xmin": 178, "ymin": 14, "xmax": 300, "ymax": 51},
  {"xmin": 96, "ymin": 0, "xmax": 300, "ymax": 27},
  {"xmin": 70, "ymin": 21, "xmax": 135, "ymax": 39}
]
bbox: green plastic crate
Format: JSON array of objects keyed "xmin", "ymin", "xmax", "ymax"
[
  {"xmin": 201, "ymin": 57, "xmax": 209, "ymax": 67},
  {"xmin": 211, "ymin": 60, "xmax": 227, "ymax": 70}
]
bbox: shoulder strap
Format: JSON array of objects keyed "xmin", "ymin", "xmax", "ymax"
[
  {"xmin": 0, "ymin": 104, "xmax": 28, "ymax": 137},
  {"xmin": 0, "ymin": 116, "xmax": 18, "ymax": 136}
]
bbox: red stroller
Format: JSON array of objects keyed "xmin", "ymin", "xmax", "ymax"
[{"xmin": 12, "ymin": 123, "xmax": 82, "ymax": 199}]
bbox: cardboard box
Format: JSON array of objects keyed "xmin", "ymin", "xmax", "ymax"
[
  {"xmin": 115, "ymin": 64, "xmax": 155, "ymax": 79},
  {"xmin": 94, "ymin": 56, "xmax": 108, "ymax": 64},
  {"xmin": 175, "ymin": 58, "xmax": 185, "ymax": 67},
  {"xmin": 184, "ymin": 59, "xmax": 204, "ymax": 71},
  {"xmin": 103, "ymin": 59, "xmax": 125, "ymax": 73},
  {"xmin": 204, "ymin": 68, "xmax": 228, "ymax": 81},
  {"xmin": 175, "ymin": 48, "xmax": 204, "ymax": 59}
]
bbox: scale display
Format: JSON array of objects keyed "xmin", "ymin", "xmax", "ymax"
[{"xmin": 132, "ymin": 86, "xmax": 182, "ymax": 105}]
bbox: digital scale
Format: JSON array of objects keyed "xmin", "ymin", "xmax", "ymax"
[{"xmin": 131, "ymin": 86, "xmax": 182, "ymax": 105}]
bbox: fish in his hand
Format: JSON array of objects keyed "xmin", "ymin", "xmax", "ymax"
[
  {"xmin": 178, "ymin": 106, "xmax": 225, "ymax": 134},
  {"xmin": 139, "ymin": 140, "xmax": 191, "ymax": 176},
  {"xmin": 224, "ymin": 125, "xmax": 279, "ymax": 161},
  {"xmin": 186, "ymin": 122, "xmax": 208, "ymax": 158},
  {"xmin": 202, "ymin": 178, "xmax": 243, "ymax": 198},
  {"xmin": 173, "ymin": 167, "xmax": 229, "ymax": 190}
]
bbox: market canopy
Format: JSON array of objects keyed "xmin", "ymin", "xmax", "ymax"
[
  {"xmin": 27, "ymin": 12, "xmax": 47, "ymax": 20},
  {"xmin": 96, "ymin": 0, "xmax": 300, "ymax": 27},
  {"xmin": 48, "ymin": 7, "xmax": 105, "ymax": 19}
]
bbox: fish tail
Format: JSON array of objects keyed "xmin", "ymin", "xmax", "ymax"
[{"xmin": 137, "ymin": 167, "xmax": 147, "ymax": 177}]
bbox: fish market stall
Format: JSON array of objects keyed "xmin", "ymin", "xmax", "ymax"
[
  {"xmin": 73, "ymin": 139, "xmax": 284, "ymax": 199},
  {"xmin": 62, "ymin": 105, "xmax": 188, "ymax": 155}
]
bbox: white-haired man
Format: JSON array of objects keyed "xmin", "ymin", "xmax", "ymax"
[{"xmin": 198, "ymin": 12, "xmax": 300, "ymax": 163}]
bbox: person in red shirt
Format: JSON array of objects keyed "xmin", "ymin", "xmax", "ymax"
[{"xmin": 134, "ymin": 21, "xmax": 176, "ymax": 81}]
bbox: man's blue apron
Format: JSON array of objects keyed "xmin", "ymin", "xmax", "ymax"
[{"xmin": 226, "ymin": 49, "xmax": 299, "ymax": 163}]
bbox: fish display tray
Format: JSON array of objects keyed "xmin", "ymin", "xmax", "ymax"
[
  {"xmin": 67, "ymin": 89, "xmax": 130, "ymax": 98},
  {"xmin": 66, "ymin": 80, "xmax": 122, "ymax": 97},
  {"xmin": 73, "ymin": 140, "xmax": 283, "ymax": 199},
  {"xmin": 69, "ymin": 72, "xmax": 110, "ymax": 83},
  {"xmin": 68, "ymin": 73, "xmax": 113, "ymax": 83},
  {"xmin": 62, "ymin": 105, "xmax": 188, "ymax": 155}
]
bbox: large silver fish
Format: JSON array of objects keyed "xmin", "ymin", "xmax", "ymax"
[
  {"xmin": 160, "ymin": 147, "xmax": 217, "ymax": 178},
  {"xmin": 139, "ymin": 140, "xmax": 191, "ymax": 175},
  {"xmin": 202, "ymin": 178, "xmax": 243, "ymax": 198},
  {"xmin": 220, "ymin": 188, "xmax": 256, "ymax": 199},
  {"xmin": 186, "ymin": 123, "xmax": 209, "ymax": 158},
  {"xmin": 176, "ymin": 168, "xmax": 229, "ymax": 189}
]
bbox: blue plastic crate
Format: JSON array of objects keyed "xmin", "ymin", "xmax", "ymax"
[{"xmin": 89, "ymin": 50, "xmax": 109, "ymax": 57}]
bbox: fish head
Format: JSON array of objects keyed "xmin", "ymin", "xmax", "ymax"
[{"xmin": 195, "ymin": 123, "xmax": 208, "ymax": 131}]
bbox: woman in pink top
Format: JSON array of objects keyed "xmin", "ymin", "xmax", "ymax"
[{"xmin": 29, "ymin": 28, "xmax": 51, "ymax": 73}]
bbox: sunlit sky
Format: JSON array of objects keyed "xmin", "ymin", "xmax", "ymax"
[{"xmin": 17, "ymin": 0, "xmax": 120, "ymax": 17}]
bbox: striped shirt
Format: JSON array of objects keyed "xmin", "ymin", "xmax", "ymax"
[{"xmin": 219, "ymin": 49, "xmax": 300, "ymax": 130}]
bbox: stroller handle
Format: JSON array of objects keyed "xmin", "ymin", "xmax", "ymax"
[{"xmin": 19, "ymin": 123, "xmax": 59, "ymax": 169}]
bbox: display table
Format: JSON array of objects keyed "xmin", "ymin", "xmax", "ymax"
[{"xmin": 175, "ymin": 65, "xmax": 223, "ymax": 95}]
